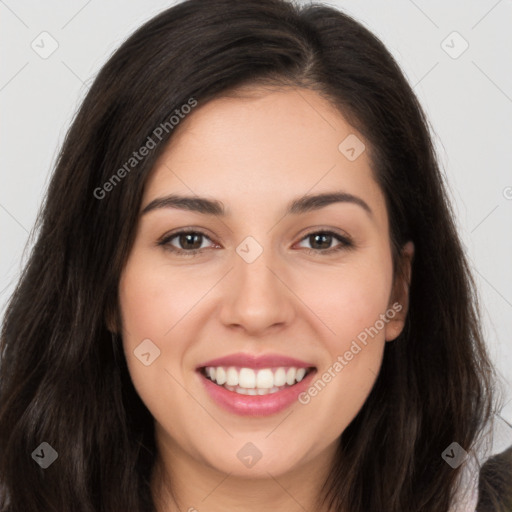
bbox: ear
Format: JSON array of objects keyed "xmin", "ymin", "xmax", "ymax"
[{"xmin": 385, "ymin": 240, "xmax": 414, "ymax": 342}]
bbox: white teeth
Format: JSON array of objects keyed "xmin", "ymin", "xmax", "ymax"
[
  {"xmin": 204, "ymin": 365, "xmax": 312, "ymax": 392},
  {"xmin": 256, "ymin": 369, "xmax": 274, "ymax": 389},
  {"xmin": 221, "ymin": 384, "xmax": 286, "ymax": 396},
  {"xmin": 273, "ymin": 367, "xmax": 287, "ymax": 387},
  {"xmin": 285, "ymin": 367, "xmax": 297, "ymax": 385},
  {"xmin": 295, "ymin": 368, "xmax": 306, "ymax": 382},
  {"xmin": 215, "ymin": 367, "xmax": 226, "ymax": 385},
  {"xmin": 226, "ymin": 367, "xmax": 238, "ymax": 386},
  {"xmin": 239, "ymin": 368, "xmax": 256, "ymax": 388}
]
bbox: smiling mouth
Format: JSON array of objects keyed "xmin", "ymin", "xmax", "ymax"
[{"xmin": 199, "ymin": 365, "xmax": 317, "ymax": 396}]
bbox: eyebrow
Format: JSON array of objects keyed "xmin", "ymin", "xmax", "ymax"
[{"xmin": 141, "ymin": 191, "xmax": 373, "ymax": 218}]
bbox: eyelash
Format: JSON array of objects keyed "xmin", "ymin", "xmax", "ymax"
[{"xmin": 157, "ymin": 229, "xmax": 354, "ymax": 257}]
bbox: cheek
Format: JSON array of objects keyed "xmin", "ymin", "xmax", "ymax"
[
  {"xmin": 294, "ymin": 248, "xmax": 393, "ymax": 432},
  {"xmin": 118, "ymin": 257, "xmax": 186, "ymax": 403},
  {"xmin": 118, "ymin": 255, "xmax": 207, "ymax": 345},
  {"xmin": 295, "ymin": 249, "xmax": 393, "ymax": 344},
  {"xmin": 118, "ymin": 259, "xmax": 207, "ymax": 446}
]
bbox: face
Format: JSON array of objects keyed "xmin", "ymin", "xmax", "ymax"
[{"xmin": 118, "ymin": 86, "xmax": 413, "ymax": 480}]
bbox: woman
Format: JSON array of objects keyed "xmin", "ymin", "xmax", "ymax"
[{"xmin": 0, "ymin": 0, "xmax": 505, "ymax": 510}]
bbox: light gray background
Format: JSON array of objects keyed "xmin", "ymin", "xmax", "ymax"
[{"xmin": 1, "ymin": 1, "xmax": 511, "ymax": 443}]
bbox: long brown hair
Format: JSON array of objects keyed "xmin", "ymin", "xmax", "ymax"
[{"xmin": 0, "ymin": 0, "xmax": 499, "ymax": 510}]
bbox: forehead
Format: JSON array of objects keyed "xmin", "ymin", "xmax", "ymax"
[{"xmin": 143, "ymin": 87, "xmax": 386, "ymax": 224}]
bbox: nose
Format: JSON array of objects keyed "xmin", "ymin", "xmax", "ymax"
[{"xmin": 218, "ymin": 240, "xmax": 296, "ymax": 336}]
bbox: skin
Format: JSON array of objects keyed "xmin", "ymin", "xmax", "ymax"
[{"xmin": 117, "ymin": 86, "xmax": 414, "ymax": 512}]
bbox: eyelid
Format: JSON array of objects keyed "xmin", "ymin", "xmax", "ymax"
[
  {"xmin": 157, "ymin": 225, "xmax": 217, "ymax": 243},
  {"xmin": 294, "ymin": 226, "xmax": 352, "ymax": 244}
]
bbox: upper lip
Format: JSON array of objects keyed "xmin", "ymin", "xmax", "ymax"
[{"xmin": 197, "ymin": 352, "xmax": 316, "ymax": 370}]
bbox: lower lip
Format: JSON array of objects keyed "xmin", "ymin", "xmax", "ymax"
[{"xmin": 198, "ymin": 369, "xmax": 317, "ymax": 416}]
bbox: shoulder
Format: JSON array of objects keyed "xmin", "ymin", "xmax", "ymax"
[{"xmin": 476, "ymin": 445, "xmax": 512, "ymax": 512}]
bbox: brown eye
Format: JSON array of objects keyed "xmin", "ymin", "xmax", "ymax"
[
  {"xmin": 158, "ymin": 230, "xmax": 213, "ymax": 256},
  {"xmin": 175, "ymin": 232, "xmax": 205, "ymax": 251},
  {"xmin": 308, "ymin": 233, "xmax": 334, "ymax": 250},
  {"xmin": 296, "ymin": 230, "xmax": 353, "ymax": 255}
]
